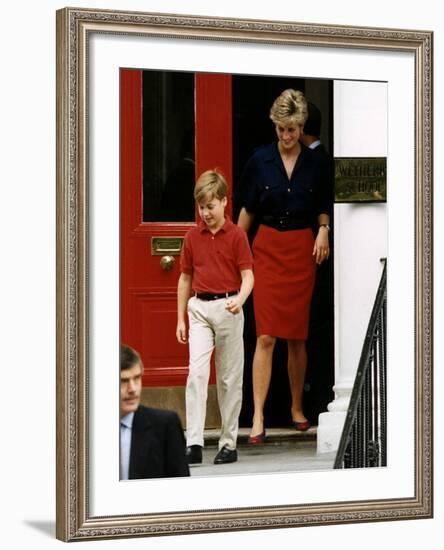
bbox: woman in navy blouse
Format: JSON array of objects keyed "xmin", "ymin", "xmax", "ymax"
[{"xmin": 237, "ymin": 89, "xmax": 331, "ymax": 443}]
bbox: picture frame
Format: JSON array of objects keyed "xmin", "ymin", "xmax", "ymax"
[{"xmin": 56, "ymin": 7, "xmax": 433, "ymax": 542}]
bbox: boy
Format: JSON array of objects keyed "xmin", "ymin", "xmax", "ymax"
[{"xmin": 176, "ymin": 170, "xmax": 254, "ymax": 465}]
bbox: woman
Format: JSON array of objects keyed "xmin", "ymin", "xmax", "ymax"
[{"xmin": 237, "ymin": 89, "xmax": 331, "ymax": 443}]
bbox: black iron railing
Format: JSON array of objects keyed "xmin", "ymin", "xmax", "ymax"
[{"xmin": 334, "ymin": 259, "xmax": 387, "ymax": 469}]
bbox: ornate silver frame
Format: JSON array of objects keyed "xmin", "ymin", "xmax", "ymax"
[{"xmin": 56, "ymin": 7, "xmax": 433, "ymax": 541}]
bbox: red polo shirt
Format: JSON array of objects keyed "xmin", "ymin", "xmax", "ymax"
[{"xmin": 180, "ymin": 218, "xmax": 253, "ymax": 293}]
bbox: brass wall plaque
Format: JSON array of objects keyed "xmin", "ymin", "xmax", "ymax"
[
  {"xmin": 151, "ymin": 236, "xmax": 184, "ymax": 256},
  {"xmin": 334, "ymin": 157, "xmax": 387, "ymax": 203}
]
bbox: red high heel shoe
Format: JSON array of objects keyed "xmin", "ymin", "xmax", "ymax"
[
  {"xmin": 292, "ymin": 420, "xmax": 311, "ymax": 432},
  {"xmin": 248, "ymin": 430, "xmax": 266, "ymax": 445}
]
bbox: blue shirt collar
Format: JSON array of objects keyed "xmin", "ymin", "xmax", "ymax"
[{"xmin": 121, "ymin": 411, "xmax": 135, "ymax": 429}]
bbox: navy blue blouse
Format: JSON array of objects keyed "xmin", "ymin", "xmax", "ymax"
[{"xmin": 237, "ymin": 142, "xmax": 332, "ymax": 225}]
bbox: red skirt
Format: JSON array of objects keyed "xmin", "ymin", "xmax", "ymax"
[{"xmin": 252, "ymin": 224, "xmax": 316, "ymax": 340}]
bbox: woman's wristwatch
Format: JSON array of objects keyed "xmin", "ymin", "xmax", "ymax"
[{"xmin": 319, "ymin": 224, "xmax": 331, "ymax": 231}]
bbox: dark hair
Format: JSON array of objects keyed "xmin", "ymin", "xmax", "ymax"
[
  {"xmin": 303, "ymin": 102, "xmax": 322, "ymax": 138},
  {"xmin": 120, "ymin": 344, "xmax": 144, "ymax": 371}
]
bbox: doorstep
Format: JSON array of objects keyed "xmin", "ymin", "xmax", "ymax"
[{"xmin": 203, "ymin": 426, "xmax": 317, "ymax": 447}]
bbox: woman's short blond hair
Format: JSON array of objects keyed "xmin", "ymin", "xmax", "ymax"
[
  {"xmin": 194, "ymin": 169, "xmax": 228, "ymax": 203},
  {"xmin": 270, "ymin": 89, "xmax": 308, "ymax": 127}
]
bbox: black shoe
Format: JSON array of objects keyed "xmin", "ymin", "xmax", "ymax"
[
  {"xmin": 214, "ymin": 445, "xmax": 237, "ymax": 464},
  {"xmin": 186, "ymin": 445, "xmax": 203, "ymax": 464}
]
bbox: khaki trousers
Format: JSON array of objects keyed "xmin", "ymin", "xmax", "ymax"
[{"xmin": 185, "ymin": 296, "xmax": 244, "ymax": 450}]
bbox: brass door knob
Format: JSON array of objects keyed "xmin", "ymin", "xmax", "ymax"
[{"xmin": 160, "ymin": 255, "xmax": 175, "ymax": 271}]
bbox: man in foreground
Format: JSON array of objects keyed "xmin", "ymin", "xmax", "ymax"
[{"xmin": 120, "ymin": 344, "xmax": 190, "ymax": 479}]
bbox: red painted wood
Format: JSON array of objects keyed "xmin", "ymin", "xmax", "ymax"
[
  {"xmin": 195, "ymin": 73, "xmax": 233, "ymax": 384},
  {"xmin": 120, "ymin": 69, "xmax": 191, "ymax": 387},
  {"xmin": 120, "ymin": 69, "xmax": 233, "ymax": 387},
  {"xmin": 120, "ymin": 69, "xmax": 142, "ymax": 350},
  {"xmin": 195, "ymin": 73, "xmax": 233, "ymax": 218}
]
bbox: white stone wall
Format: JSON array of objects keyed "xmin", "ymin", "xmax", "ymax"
[{"xmin": 317, "ymin": 80, "xmax": 387, "ymax": 453}]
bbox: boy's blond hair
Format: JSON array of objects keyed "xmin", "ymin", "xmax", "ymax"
[{"xmin": 194, "ymin": 170, "xmax": 228, "ymax": 203}]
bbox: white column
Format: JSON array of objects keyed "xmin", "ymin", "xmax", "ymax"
[{"xmin": 317, "ymin": 81, "xmax": 387, "ymax": 453}]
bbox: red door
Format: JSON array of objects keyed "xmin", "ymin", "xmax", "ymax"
[{"xmin": 120, "ymin": 69, "xmax": 232, "ymax": 388}]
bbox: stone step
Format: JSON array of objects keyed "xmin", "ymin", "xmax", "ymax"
[
  {"xmin": 203, "ymin": 426, "xmax": 317, "ymax": 447},
  {"xmin": 191, "ymin": 434, "xmax": 336, "ymax": 477}
]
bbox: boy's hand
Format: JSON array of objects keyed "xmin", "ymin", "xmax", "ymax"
[
  {"xmin": 225, "ymin": 297, "xmax": 242, "ymax": 315},
  {"xmin": 176, "ymin": 320, "xmax": 188, "ymax": 344}
]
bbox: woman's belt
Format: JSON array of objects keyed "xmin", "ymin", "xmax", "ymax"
[{"xmin": 261, "ymin": 215, "xmax": 311, "ymax": 231}]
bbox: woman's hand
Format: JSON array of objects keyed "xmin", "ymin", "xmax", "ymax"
[{"xmin": 313, "ymin": 226, "xmax": 330, "ymax": 265}]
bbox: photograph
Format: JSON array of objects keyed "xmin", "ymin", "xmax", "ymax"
[
  {"xmin": 119, "ymin": 67, "xmax": 386, "ymax": 480},
  {"xmin": 4, "ymin": 2, "xmax": 442, "ymax": 550}
]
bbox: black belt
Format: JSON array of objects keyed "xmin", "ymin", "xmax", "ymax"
[
  {"xmin": 262, "ymin": 214, "xmax": 311, "ymax": 231},
  {"xmin": 195, "ymin": 291, "xmax": 238, "ymax": 301}
]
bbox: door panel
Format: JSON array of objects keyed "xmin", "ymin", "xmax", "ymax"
[
  {"xmin": 195, "ymin": 73, "xmax": 233, "ymax": 219},
  {"xmin": 120, "ymin": 68, "xmax": 189, "ymax": 387},
  {"xmin": 120, "ymin": 68, "xmax": 232, "ymax": 388}
]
